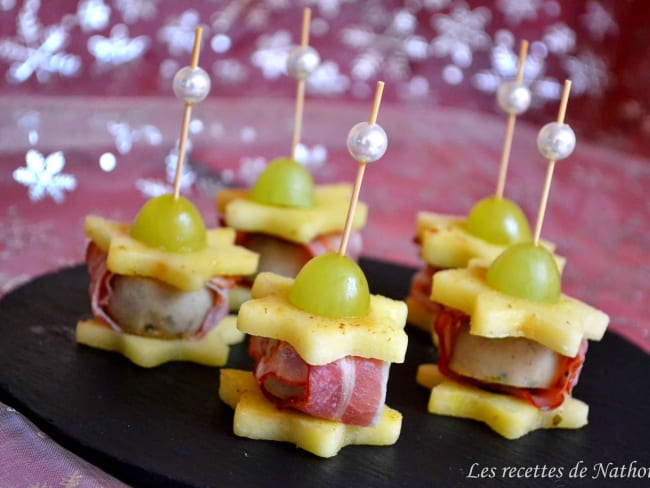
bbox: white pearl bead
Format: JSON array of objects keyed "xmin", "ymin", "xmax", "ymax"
[
  {"xmin": 537, "ymin": 122, "xmax": 576, "ymax": 160},
  {"xmin": 347, "ymin": 122, "xmax": 388, "ymax": 163},
  {"xmin": 497, "ymin": 81, "xmax": 532, "ymax": 115},
  {"xmin": 286, "ymin": 46, "xmax": 320, "ymax": 80},
  {"xmin": 173, "ymin": 66, "xmax": 211, "ymax": 104}
]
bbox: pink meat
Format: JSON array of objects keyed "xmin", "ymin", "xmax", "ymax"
[
  {"xmin": 236, "ymin": 229, "xmax": 363, "ymax": 262},
  {"xmin": 249, "ymin": 336, "xmax": 389, "ymax": 427},
  {"xmin": 303, "ymin": 230, "xmax": 363, "ymax": 261},
  {"xmin": 434, "ymin": 308, "xmax": 590, "ymax": 410},
  {"xmin": 407, "ymin": 265, "xmax": 442, "ymax": 317},
  {"xmin": 85, "ymin": 242, "xmax": 230, "ymax": 339}
]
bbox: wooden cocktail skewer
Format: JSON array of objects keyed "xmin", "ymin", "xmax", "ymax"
[
  {"xmin": 338, "ymin": 81, "xmax": 386, "ymax": 256},
  {"xmin": 173, "ymin": 27, "xmax": 207, "ymax": 200},
  {"xmin": 291, "ymin": 8, "xmax": 313, "ymax": 158},
  {"xmin": 495, "ymin": 40, "xmax": 530, "ymax": 199},
  {"xmin": 533, "ymin": 80, "xmax": 574, "ymax": 245}
]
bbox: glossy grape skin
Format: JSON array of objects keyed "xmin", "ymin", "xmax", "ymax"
[
  {"xmin": 465, "ymin": 197, "xmax": 532, "ymax": 245},
  {"xmin": 486, "ymin": 243, "xmax": 561, "ymax": 303},
  {"xmin": 130, "ymin": 194, "xmax": 207, "ymax": 253},
  {"xmin": 250, "ymin": 157, "xmax": 315, "ymax": 208},
  {"xmin": 289, "ymin": 253, "xmax": 370, "ymax": 318}
]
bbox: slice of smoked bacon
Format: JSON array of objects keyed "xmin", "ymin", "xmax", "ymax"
[{"xmin": 249, "ymin": 336, "xmax": 389, "ymax": 426}]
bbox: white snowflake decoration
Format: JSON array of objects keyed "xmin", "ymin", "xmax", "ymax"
[
  {"xmin": 473, "ymin": 32, "xmax": 562, "ymax": 106},
  {"xmin": 399, "ymin": 75, "xmax": 430, "ymax": 98},
  {"xmin": 211, "ymin": 2, "xmax": 246, "ymax": 32},
  {"xmin": 77, "ymin": 0, "xmax": 111, "ymax": 33},
  {"xmin": 158, "ymin": 9, "xmax": 204, "ymax": 57},
  {"xmin": 107, "ymin": 121, "xmax": 162, "ymax": 155},
  {"xmin": 239, "ymin": 126, "xmax": 257, "ymax": 143},
  {"xmin": 88, "ymin": 24, "xmax": 150, "ymax": 66},
  {"xmin": 581, "ymin": 1, "xmax": 618, "ymax": 41},
  {"xmin": 306, "ymin": 60, "xmax": 349, "ymax": 95},
  {"xmin": 430, "ymin": 4, "xmax": 491, "ymax": 68},
  {"xmin": 115, "ymin": 0, "xmax": 159, "ymax": 24},
  {"xmin": 0, "ymin": 0, "xmax": 82, "ymax": 83},
  {"xmin": 543, "ymin": 22, "xmax": 576, "ymax": 55},
  {"xmin": 165, "ymin": 142, "xmax": 196, "ymax": 192},
  {"xmin": 473, "ymin": 30, "xmax": 539, "ymax": 85},
  {"xmin": 423, "ymin": 0, "xmax": 452, "ymax": 10},
  {"xmin": 238, "ymin": 156, "xmax": 268, "ymax": 186},
  {"xmin": 136, "ymin": 136, "xmax": 197, "ymax": 198},
  {"xmin": 159, "ymin": 58, "xmax": 179, "ymax": 79},
  {"xmin": 0, "ymin": 0, "xmax": 16, "ymax": 12},
  {"xmin": 341, "ymin": 8, "xmax": 428, "ymax": 84},
  {"xmin": 211, "ymin": 0, "xmax": 287, "ymax": 33},
  {"xmin": 531, "ymin": 77, "xmax": 563, "ymax": 101},
  {"xmin": 304, "ymin": 0, "xmax": 355, "ymax": 18},
  {"xmin": 13, "ymin": 150, "xmax": 77, "ymax": 203},
  {"xmin": 134, "ymin": 179, "xmax": 170, "ymax": 198},
  {"xmin": 210, "ymin": 33, "xmax": 232, "ymax": 54},
  {"xmin": 250, "ymin": 30, "xmax": 292, "ymax": 79},
  {"xmin": 212, "ymin": 58, "xmax": 248, "ymax": 84},
  {"xmin": 564, "ymin": 51, "xmax": 608, "ymax": 96},
  {"xmin": 294, "ymin": 143, "xmax": 327, "ymax": 170},
  {"xmin": 496, "ymin": 0, "xmax": 541, "ymax": 25}
]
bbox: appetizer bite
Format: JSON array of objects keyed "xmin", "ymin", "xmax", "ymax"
[
  {"xmin": 217, "ymin": 176, "xmax": 367, "ymax": 307},
  {"xmin": 76, "ymin": 28, "xmax": 259, "ymax": 368},
  {"xmin": 220, "ymin": 82, "xmax": 408, "ymax": 457},
  {"xmin": 416, "ymin": 81, "xmax": 610, "ymax": 439},
  {"xmin": 216, "ymin": 9, "xmax": 367, "ymax": 310},
  {"xmin": 407, "ymin": 202, "xmax": 535, "ymax": 332},
  {"xmin": 406, "ymin": 41, "xmax": 562, "ymax": 333}
]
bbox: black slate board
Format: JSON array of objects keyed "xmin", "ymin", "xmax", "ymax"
[{"xmin": 1, "ymin": 259, "xmax": 649, "ymax": 488}]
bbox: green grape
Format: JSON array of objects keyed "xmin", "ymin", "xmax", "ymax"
[
  {"xmin": 130, "ymin": 194, "xmax": 207, "ymax": 253},
  {"xmin": 289, "ymin": 252, "xmax": 370, "ymax": 318},
  {"xmin": 250, "ymin": 157, "xmax": 315, "ymax": 208},
  {"xmin": 465, "ymin": 196, "xmax": 532, "ymax": 245},
  {"xmin": 486, "ymin": 243, "xmax": 561, "ymax": 303}
]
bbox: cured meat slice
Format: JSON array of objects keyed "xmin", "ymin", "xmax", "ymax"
[
  {"xmin": 407, "ymin": 265, "xmax": 442, "ymax": 317},
  {"xmin": 249, "ymin": 336, "xmax": 389, "ymax": 426},
  {"xmin": 85, "ymin": 242, "xmax": 230, "ymax": 339},
  {"xmin": 234, "ymin": 230, "xmax": 363, "ymax": 279},
  {"xmin": 434, "ymin": 307, "xmax": 588, "ymax": 410},
  {"xmin": 303, "ymin": 230, "xmax": 363, "ymax": 261}
]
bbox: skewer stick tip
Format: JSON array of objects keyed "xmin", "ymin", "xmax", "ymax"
[
  {"xmin": 368, "ymin": 81, "xmax": 385, "ymax": 125},
  {"xmin": 291, "ymin": 9, "xmax": 314, "ymax": 156},
  {"xmin": 190, "ymin": 27, "xmax": 203, "ymax": 69},
  {"xmin": 515, "ymin": 40, "xmax": 528, "ymax": 83},
  {"xmin": 339, "ymin": 82, "xmax": 386, "ymax": 256},
  {"xmin": 174, "ymin": 28, "xmax": 204, "ymax": 199},
  {"xmin": 556, "ymin": 80, "xmax": 572, "ymax": 124},
  {"xmin": 494, "ymin": 41, "xmax": 529, "ymax": 199},
  {"xmin": 533, "ymin": 79, "xmax": 573, "ymax": 244},
  {"xmin": 301, "ymin": 8, "xmax": 311, "ymax": 47}
]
